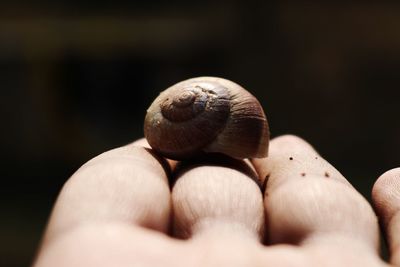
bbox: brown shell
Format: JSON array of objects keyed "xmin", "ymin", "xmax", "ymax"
[{"xmin": 144, "ymin": 77, "xmax": 269, "ymax": 160}]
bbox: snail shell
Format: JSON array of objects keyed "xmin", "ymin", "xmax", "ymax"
[{"xmin": 144, "ymin": 77, "xmax": 269, "ymax": 160}]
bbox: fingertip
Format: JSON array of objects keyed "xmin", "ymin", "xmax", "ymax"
[
  {"xmin": 171, "ymin": 155, "xmax": 265, "ymax": 242},
  {"xmin": 372, "ymin": 168, "xmax": 400, "ymax": 265},
  {"xmin": 44, "ymin": 145, "xmax": 172, "ymax": 244},
  {"xmin": 372, "ymin": 168, "xmax": 400, "ymax": 225},
  {"xmin": 251, "ymin": 134, "xmax": 379, "ymax": 254}
]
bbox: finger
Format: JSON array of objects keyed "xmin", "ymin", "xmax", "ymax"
[
  {"xmin": 42, "ymin": 142, "xmax": 172, "ymax": 247},
  {"xmin": 372, "ymin": 168, "xmax": 400, "ymax": 266},
  {"xmin": 252, "ymin": 135, "xmax": 380, "ymax": 257},
  {"xmin": 171, "ymin": 155, "xmax": 265, "ymax": 243}
]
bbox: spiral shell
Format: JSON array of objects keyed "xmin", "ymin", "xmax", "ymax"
[{"xmin": 144, "ymin": 77, "xmax": 269, "ymax": 160}]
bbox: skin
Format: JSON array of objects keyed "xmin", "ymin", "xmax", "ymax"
[{"xmin": 33, "ymin": 135, "xmax": 400, "ymax": 267}]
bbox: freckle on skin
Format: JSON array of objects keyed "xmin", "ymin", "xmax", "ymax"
[
  {"xmin": 315, "ymin": 157, "xmax": 318, "ymax": 160},
  {"xmin": 289, "ymin": 157, "xmax": 293, "ymax": 160},
  {"xmin": 301, "ymin": 173, "xmax": 306, "ymax": 177},
  {"xmin": 325, "ymin": 172, "xmax": 330, "ymax": 178}
]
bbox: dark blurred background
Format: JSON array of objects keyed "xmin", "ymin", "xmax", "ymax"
[{"xmin": 1, "ymin": 1, "xmax": 400, "ymax": 266}]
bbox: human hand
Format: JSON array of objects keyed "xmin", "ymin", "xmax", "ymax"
[{"xmin": 33, "ymin": 135, "xmax": 399, "ymax": 267}]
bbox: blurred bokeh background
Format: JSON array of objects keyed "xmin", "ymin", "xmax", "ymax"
[{"xmin": 1, "ymin": 1, "xmax": 400, "ymax": 266}]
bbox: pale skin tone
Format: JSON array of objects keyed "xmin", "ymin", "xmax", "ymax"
[{"xmin": 33, "ymin": 135, "xmax": 400, "ymax": 267}]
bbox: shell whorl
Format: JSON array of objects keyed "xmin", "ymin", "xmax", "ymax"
[
  {"xmin": 144, "ymin": 77, "xmax": 270, "ymax": 160},
  {"xmin": 159, "ymin": 83, "xmax": 222, "ymax": 122}
]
